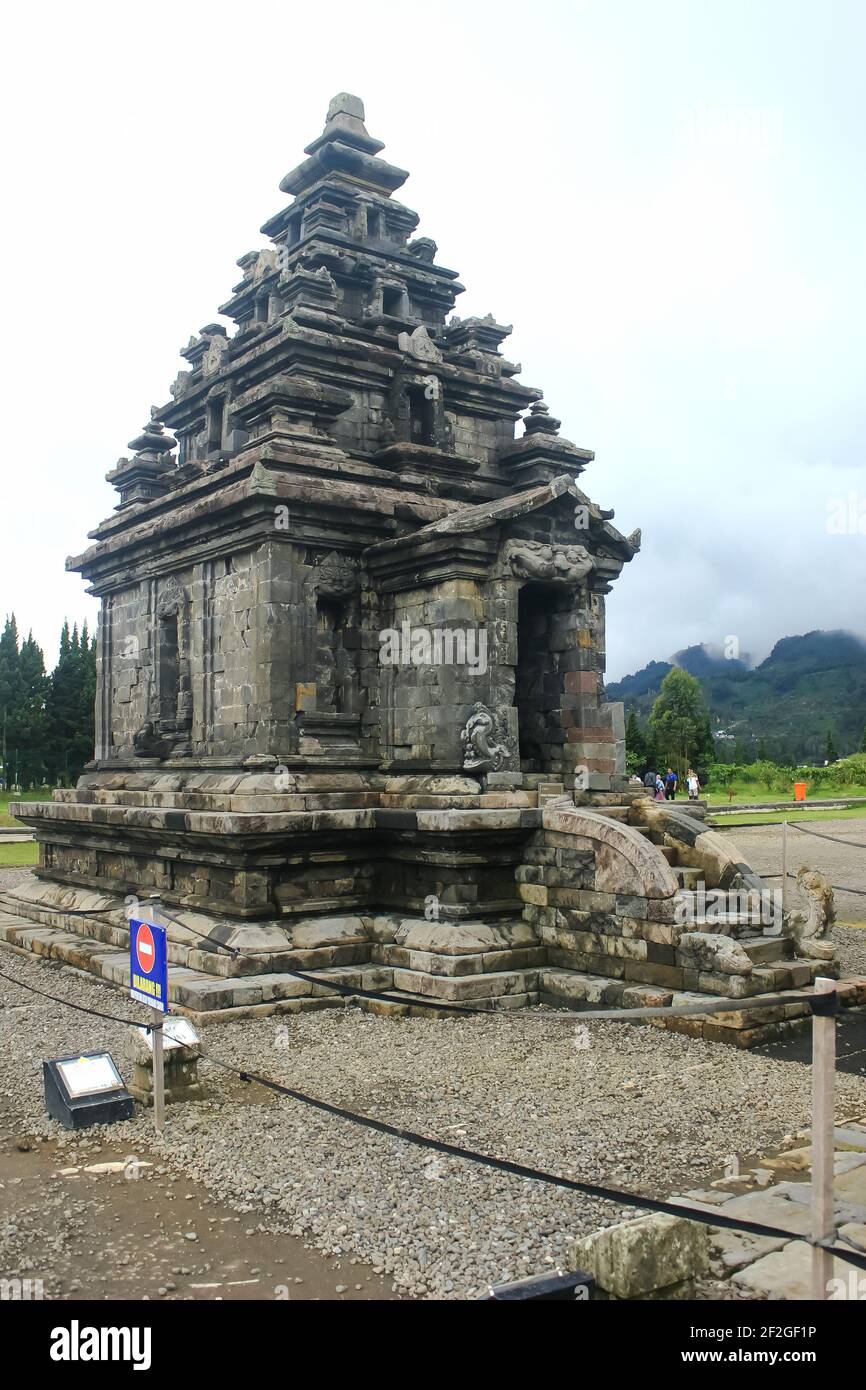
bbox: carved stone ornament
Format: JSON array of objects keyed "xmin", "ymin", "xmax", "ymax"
[
  {"xmin": 202, "ymin": 336, "xmax": 230, "ymax": 377},
  {"xmin": 460, "ymin": 702, "xmax": 510, "ymax": 772},
  {"xmin": 133, "ymin": 721, "xmax": 173, "ymax": 760},
  {"xmin": 397, "ymin": 324, "xmax": 443, "ymax": 364},
  {"xmin": 502, "ymin": 539, "xmax": 596, "ymax": 586},
  {"xmin": 304, "ymin": 550, "xmax": 356, "ymax": 600},
  {"xmin": 156, "ymin": 577, "xmax": 186, "ymax": 618},
  {"xmin": 788, "ymin": 867, "xmax": 836, "ymax": 960}
]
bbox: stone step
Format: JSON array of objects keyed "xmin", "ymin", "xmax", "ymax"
[
  {"xmin": 538, "ymin": 969, "xmax": 674, "ymax": 1012},
  {"xmin": 390, "ymin": 965, "xmax": 539, "ymax": 1002},
  {"xmin": 658, "ymin": 846, "xmax": 680, "ymax": 865},
  {"xmin": 537, "ymin": 792, "xmax": 567, "ymax": 807},
  {"xmin": 674, "ymin": 893, "xmax": 787, "ymax": 932},
  {"xmin": 738, "ymin": 935, "xmax": 795, "ymax": 964},
  {"xmin": 373, "ymin": 942, "xmax": 547, "ymax": 977},
  {"xmin": 673, "ymin": 866, "xmax": 702, "ymax": 888},
  {"xmin": 589, "ymin": 805, "xmax": 631, "ymax": 822}
]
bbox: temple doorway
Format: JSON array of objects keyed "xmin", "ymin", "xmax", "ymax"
[{"xmin": 515, "ymin": 581, "xmax": 570, "ymax": 772}]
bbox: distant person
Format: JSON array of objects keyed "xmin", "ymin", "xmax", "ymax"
[
  {"xmin": 687, "ymin": 768, "xmax": 700, "ymax": 801},
  {"xmin": 654, "ymin": 773, "xmax": 666, "ymax": 801},
  {"xmin": 664, "ymin": 767, "xmax": 678, "ymax": 801}
]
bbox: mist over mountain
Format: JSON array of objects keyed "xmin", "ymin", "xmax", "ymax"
[{"xmin": 606, "ymin": 630, "xmax": 866, "ymax": 762}]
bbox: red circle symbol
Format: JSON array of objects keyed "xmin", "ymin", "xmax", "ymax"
[{"xmin": 135, "ymin": 922, "xmax": 156, "ymax": 975}]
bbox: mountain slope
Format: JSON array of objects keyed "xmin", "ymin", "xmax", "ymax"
[{"xmin": 607, "ymin": 630, "xmax": 866, "ymax": 762}]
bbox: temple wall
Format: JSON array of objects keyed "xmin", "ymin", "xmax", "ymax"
[{"xmin": 377, "ymin": 578, "xmax": 508, "ymax": 769}]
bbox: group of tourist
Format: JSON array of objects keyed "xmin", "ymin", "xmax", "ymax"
[{"xmin": 633, "ymin": 766, "xmax": 702, "ymax": 801}]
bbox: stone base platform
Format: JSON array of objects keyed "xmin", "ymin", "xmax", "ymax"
[{"xmin": 2, "ymin": 877, "xmax": 862, "ymax": 1042}]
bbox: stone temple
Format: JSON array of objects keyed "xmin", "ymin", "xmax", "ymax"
[{"xmin": 4, "ymin": 95, "xmax": 851, "ymax": 1043}]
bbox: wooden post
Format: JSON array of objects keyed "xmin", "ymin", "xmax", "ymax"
[
  {"xmin": 151, "ymin": 1007, "xmax": 165, "ymax": 1134},
  {"xmin": 150, "ymin": 896, "xmax": 166, "ymax": 1135},
  {"xmin": 811, "ymin": 976, "xmax": 836, "ymax": 1300}
]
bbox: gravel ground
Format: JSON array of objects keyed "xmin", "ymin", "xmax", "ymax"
[
  {"xmin": 722, "ymin": 818, "xmax": 866, "ymax": 924},
  {"xmin": 0, "ymin": 868, "xmax": 37, "ymax": 892},
  {"xmin": 2, "ymin": 948, "xmax": 865, "ymax": 1299}
]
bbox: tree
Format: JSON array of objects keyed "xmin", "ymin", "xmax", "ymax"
[
  {"xmin": 15, "ymin": 632, "xmax": 48, "ymax": 785},
  {"xmin": 860, "ymin": 725, "xmax": 866, "ymax": 755},
  {"xmin": 45, "ymin": 621, "xmax": 97, "ymax": 784},
  {"xmin": 0, "ymin": 616, "xmax": 22, "ymax": 786},
  {"xmin": 825, "ymin": 729, "xmax": 838, "ymax": 764},
  {"xmin": 624, "ymin": 707, "xmax": 647, "ymax": 773},
  {"xmin": 648, "ymin": 668, "xmax": 713, "ymax": 777}
]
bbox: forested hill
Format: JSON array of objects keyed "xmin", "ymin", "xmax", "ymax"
[{"xmin": 606, "ymin": 630, "xmax": 866, "ymax": 763}]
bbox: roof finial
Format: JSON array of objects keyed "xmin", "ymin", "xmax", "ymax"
[
  {"xmin": 302, "ymin": 92, "xmax": 384, "ymax": 159},
  {"xmin": 523, "ymin": 399, "xmax": 561, "ymax": 437}
]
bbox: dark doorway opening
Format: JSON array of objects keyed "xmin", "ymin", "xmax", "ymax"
[
  {"xmin": 158, "ymin": 613, "xmax": 180, "ymax": 727},
  {"xmin": 315, "ymin": 598, "xmax": 356, "ymax": 714},
  {"xmin": 407, "ymin": 385, "xmax": 435, "ymax": 445},
  {"xmin": 515, "ymin": 582, "xmax": 567, "ymax": 771}
]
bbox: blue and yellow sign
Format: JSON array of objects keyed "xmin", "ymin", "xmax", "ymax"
[{"xmin": 129, "ymin": 918, "xmax": 168, "ymax": 1013}]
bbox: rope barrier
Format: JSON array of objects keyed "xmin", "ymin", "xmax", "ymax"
[
  {"xmin": 198, "ymin": 1048, "xmax": 866, "ymax": 1275},
  {"xmin": 0, "ymin": 966, "xmax": 162, "ymax": 1031},
  {"xmin": 2, "ymin": 952, "xmax": 865, "ymax": 1274},
  {"xmin": 766, "ymin": 870, "xmax": 866, "ymax": 899},
  {"xmin": 787, "ymin": 822, "xmax": 866, "ymax": 851},
  {"xmin": 9, "ymin": 895, "xmax": 241, "ymax": 958},
  {"xmin": 0, "ymin": 899, "xmax": 834, "ymax": 1024}
]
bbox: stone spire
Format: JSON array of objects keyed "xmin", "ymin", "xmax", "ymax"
[
  {"xmin": 302, "ymin": 93, "xmax": 385, "ymax": 157},
  {"xmin": 277, "ymin": 91, "xmax": 408, "ymax": 200},
  {"xmin": 522, "ymin": 399, "xmax": 562, "ymax": 437},
  {"xmin": 106, "ymin": 410, "xmax": 177, "ymax": 508}
]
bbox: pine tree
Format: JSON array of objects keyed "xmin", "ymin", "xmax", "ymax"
[
  {"xmin": 0, "ymin": 616, "xmax": 22, "ymax": 786},
  {"xmin": 825, "ymin": 730, "xmax": 838, "ymax": 764},
  {"xmin": 46, "ymin": 620, "xmax": 97, "ymax": 784},
  {"xmin": 625, "ymin": 707, "xmax": 647, "ymax": 772},
  {"xmin": 16, "ymin": 633, "xmax": 48, "ymax": 786}
]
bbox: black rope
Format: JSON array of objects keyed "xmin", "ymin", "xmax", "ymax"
[
  {"xmin": 764, "ymin": 870, "xmax": 866, "ymax": 897},
  {"xmin": 2, "ymin": 953, "xmax": 861, "ymax": 1271},
  {"xmin": 200, "ymin": 1051, "xmax": 866, "ymax": 1274},
  {"xmin": 13, "ymin": 895, "xmax": 241, "ymax": 958},
  {"xmin": 787, "ymin": 822, "xmax": 866, "ymax": 851},
  {"xmin": 0, "ymin": 894, "xmax": 836, "ymax": 1023},
  {"xmin": 0, "ymin": 966, "xmax": 162, "ymax": 1031}
]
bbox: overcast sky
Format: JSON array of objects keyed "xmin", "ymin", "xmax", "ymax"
[{"xmin": 2, "ymin": 0, "xmax": 864, "ymax": 681}]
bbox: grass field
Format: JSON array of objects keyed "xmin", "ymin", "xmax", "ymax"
[
  {"xmin": 718, "ymin": 804, "xmax": 866, "ymax": 827},
  {"xmin": 0, "ymin": 790, "xmax": 49, "ymax": 828},
  {"xmin": 0, "ymin": 841, "xmax": 38, "ymax": 867},
  {"xmin": 705, "ymin": 784, "xmax": 866, "ymax": 806}
]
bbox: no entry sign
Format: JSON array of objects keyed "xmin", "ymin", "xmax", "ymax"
[{"xmin": 129, "ymin": 918, "xmax": 168, "ymax": 1013}]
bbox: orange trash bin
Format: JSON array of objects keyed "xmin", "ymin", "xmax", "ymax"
[{"xmin": 794, "ymin": 782, "xmax": 807, "ymax": 802}]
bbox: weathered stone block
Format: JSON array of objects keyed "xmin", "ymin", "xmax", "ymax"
[{"xmin": 571, "ymin": 1215, "xmax": 709, "ymax": 1299}]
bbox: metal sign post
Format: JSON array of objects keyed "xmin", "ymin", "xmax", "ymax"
[
  {"xmin": 150, "ymin": 1009, "xmax": 165, "ymax": 1134},
  {"xmin": 781, "ymin": 820, "xmax": 788, "ymax": 912},
  {"xmin": 811, "ymin": 977, "xmax": 837, "ymax": 1300},
  {"xmin": 129, "ymin": 898, "xmax": 169, "ymax": 1134}
]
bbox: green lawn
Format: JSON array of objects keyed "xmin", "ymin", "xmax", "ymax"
[
  {"xmin": 0, "ymin": 789, "xmax": 49, "ymax": 828},
  {"xmin": 0, "ymin": 840, "xmax": 38, "ymax": 867},
  {"xmin": 705, "ymin": 784, "xmax": 866, "ymax": 806},
  {"xmin": 718, "ymin": 804, "xmax": 866, "ymax": 827}
]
